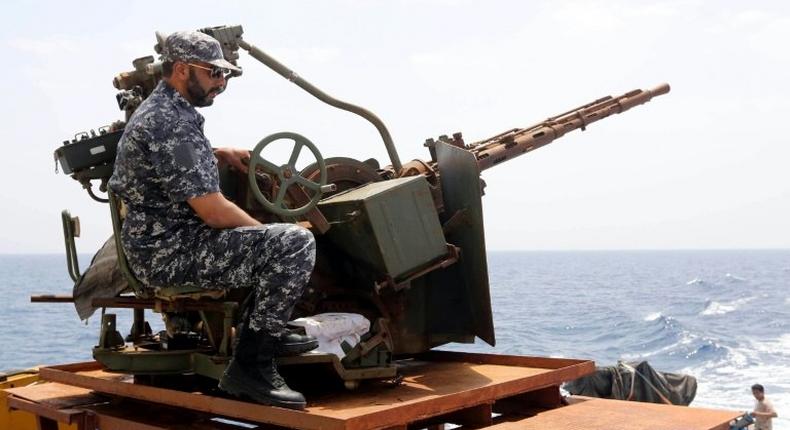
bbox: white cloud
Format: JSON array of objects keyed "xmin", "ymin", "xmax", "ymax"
[
  {"xmin": 551, "ymin": 2, "xmax": 624, "ymax": 31},
  {"xmin": 550, "ymin": 1, "xmax": 678, "ymax": 33},
  {"xmin": 628, "ymin": 2, "xmax": 679, "ymax": 18},
  {"xmin": 748, "ymin": 17, "xmax": 790, "ymax": 61},
  {"xmin": 304, "ymin": 47, "xmax": 341, "ymax": 64},
  {"xmin": 7, "ymin": 36, "xmax": 81, "ymax": 57},
  {"xmin": 697, "ymin": 6, "xmax": 790, "ymax": 62},
  {"xmin": 732, "ymin": 9, "xmax": 772, "ymax": 27}
]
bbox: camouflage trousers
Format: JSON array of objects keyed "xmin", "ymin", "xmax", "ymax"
[{"xmin": 138, "ymin": 223, "xmax": 315, "ymax": 336}]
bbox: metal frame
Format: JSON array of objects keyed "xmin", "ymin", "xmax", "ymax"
[
  {"xmin": 91, "ymin": 296, "xmax": 239, "ymax": 377},
  {"xmin": 107, "ymin": 191, "xmax": 144, "ymax": 296}
]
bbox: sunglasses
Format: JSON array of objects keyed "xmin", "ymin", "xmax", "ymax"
[{"xmin": 187, "ymin": 63, "xmax": 231, "ymax": 79}]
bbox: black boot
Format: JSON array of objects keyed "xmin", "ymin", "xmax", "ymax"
[
  {"xmin": 219, "ymin": 327, "xmax": 306, "ymax": 410},
  {"xmin": 277, "ymin": 329, "xmax": 319, "ymax": 356}
]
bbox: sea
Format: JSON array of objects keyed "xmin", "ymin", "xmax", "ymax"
[{"xmin": 1, "ymin": 251, "xmax": 788, "ymax": 427}]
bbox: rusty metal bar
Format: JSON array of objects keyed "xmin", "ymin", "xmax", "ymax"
[{"xmin": 30, "ymin": 295, "xmax": 75, "ymax": 303}]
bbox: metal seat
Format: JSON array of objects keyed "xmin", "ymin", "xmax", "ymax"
[
  {"xmin": 107, "ymin": 191, "xmax": 228, "ymax": 302},
  {"xmin": 88, "ymin": 192, "xmax": 241, "ymax": 378}
]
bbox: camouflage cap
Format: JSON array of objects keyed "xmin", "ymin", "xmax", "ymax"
[{"xmin": 162, "ymin": 31, "xmax": 241, "ymax": 72}]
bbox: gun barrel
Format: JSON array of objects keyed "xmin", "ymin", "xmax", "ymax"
[{"xmin": 470, "ymin": 83, "xmax": 670, "ymax": 171}]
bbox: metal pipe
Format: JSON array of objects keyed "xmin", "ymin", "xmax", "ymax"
[
  {"xmin": 471, "ymin": 83, "xmax": 671, "ymax": 171},
  {"xmin": 237, "ymin": 38, "xmax": 403, "ymax": 173}
]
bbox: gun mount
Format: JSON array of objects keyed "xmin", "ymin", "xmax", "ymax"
[{"xmin": 49, "ymin": 25, "xmax": 669, "ymax": 388}]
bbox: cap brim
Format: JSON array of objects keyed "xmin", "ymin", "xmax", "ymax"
[{"xmin": 208, "ymin": 58, "xmax": 241, "ymax": 72}]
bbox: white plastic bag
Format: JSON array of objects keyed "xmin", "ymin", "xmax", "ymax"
[{"xmin": 290, "ymin": 313, "xmax": 370, "ymax": 359}]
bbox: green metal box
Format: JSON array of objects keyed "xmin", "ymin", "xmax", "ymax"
[{"xmin": 318, "ymin": 176, "xmax": 446, "ymax": 281}]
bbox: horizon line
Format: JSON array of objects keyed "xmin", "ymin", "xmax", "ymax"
[{"xmin": 3, "ymin": 248, "xmax": 790, "ymax": 256}]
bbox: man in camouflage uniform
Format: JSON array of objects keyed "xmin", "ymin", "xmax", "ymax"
[{"xmin": 108, "ymin": 31, "xmax": 316, "ymax": 410}]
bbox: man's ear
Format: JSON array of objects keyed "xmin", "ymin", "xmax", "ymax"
[{"xmin": 172, "ymin": 62, "xmax": 190, "ymax": 80}]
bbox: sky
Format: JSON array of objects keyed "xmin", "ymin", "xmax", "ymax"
[{"xmin": 0, "ymin": 0, "xmax": 788, "ymax": 253}]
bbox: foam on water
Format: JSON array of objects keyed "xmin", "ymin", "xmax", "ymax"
[
  {"xmin": 686, "ymin": 335, "xmax": 790, "ymax": 428},
  {"xmin": 700, "ymin": 297, "xmax": 755, "ymax": 316},
  {"xmin": 724, "ymin": 273, "xmax": 747, "ymax": 282},
  {"xmin": 626, "ymin": 313, "xmax": 726, "ymax": 364}
]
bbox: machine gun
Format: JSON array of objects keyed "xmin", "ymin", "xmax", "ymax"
[
  {"xmin": 49, "ymin": 25, "xmax": 669, "ymax": 389},
  {"xmin": 443, "ymin": 83, "xmax": 669, "ymax": 171}
]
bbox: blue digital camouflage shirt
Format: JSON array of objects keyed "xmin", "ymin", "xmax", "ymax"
[{"xmin": 108, "ymin": 80, "xmax": 221, "ymax": 284}]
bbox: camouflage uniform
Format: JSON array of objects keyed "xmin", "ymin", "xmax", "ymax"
[{"xmin": 108, "ymin": 33, "xmax": 315, "ymax": 336}]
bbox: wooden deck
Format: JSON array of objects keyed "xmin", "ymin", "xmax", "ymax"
[{"xmin": 2, "ymin": 352, "xmax": 741, "ymax": 430}]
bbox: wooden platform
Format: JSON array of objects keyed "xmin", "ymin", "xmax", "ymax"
[
  {"xmin": 6, "ymin": 351, "xmax": 590, "ymax": 429},
  {"xmin": 489, "ymin": 396, "xmax": 740, "ymax": 430},
  {"xmin": 2, "ymin": 352, "xmax": 741, "ymax": 430}
]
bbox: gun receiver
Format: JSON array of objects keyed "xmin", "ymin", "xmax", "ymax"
[{"xmin": 455, "ymin": 84, "xmax": 670, "ymax": 171}]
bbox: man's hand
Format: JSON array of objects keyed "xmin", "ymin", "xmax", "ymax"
[{"xmin": 213, "ymin": 147, "xmax": 251, "ymax": 173}]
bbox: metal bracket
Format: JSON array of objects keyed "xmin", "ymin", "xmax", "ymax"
[
  {"xmin": 374, "ymin": 244, "xmax": 461, "ymax": 293},
  {"xmin": 61, "ymin": 210, "xmax": 81, "ymax": 283},
  {"xmin": 98, "ymin": 314, "xmax": 125, "ymax": 350}
]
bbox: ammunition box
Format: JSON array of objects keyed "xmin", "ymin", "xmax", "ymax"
[{"xmin": 318, "ymin": 176, "xmax": 446, "ymax": 281}]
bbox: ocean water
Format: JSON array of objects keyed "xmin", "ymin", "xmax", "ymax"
[{"xmin": 1, "ymin": 251, "xmax": 788, "ymax": 427}]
